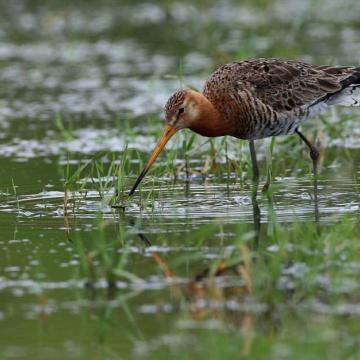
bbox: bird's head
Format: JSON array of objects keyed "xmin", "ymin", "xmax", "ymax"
[
  {"xmin": 128, "ymin": 89, "xmax": 203, "ymax": 196},
  {"xmin": 164, "ymin": 89, "xmax": 203, "ymax": 130}
]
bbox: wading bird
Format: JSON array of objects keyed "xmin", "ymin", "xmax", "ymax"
[{"xmin": 129, "ymin": 58, "xmax": 360, "ymax": 196}]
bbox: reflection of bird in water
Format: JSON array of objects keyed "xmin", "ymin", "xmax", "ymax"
[
  {"xmin": 137, "ymin": 227, "xmax": 256, "ymax": 346},
  {"xmin": 129, "ymin": 58, "xmax": 360, "ymax": 195}
]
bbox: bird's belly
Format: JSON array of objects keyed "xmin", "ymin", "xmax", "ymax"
[
  {"xmin": 246, "ymin": 115, "xmax": 304, "ymax": 140},
  {"xmin": 262, "ymin": 118, "xmax": 301, "ymax": 137},
  {"xmin": 253, "ymin": 102, "xmax": 328, "ymax": 139}
]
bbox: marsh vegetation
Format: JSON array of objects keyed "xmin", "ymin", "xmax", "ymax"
[{"xmin": 1, "ymin": 0, "xmax": 360, "ymax": 359}]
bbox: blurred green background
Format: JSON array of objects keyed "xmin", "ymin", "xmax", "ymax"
[{"xmin": 0, "ymin": 1, "xmax": 360, "ymax": 359}]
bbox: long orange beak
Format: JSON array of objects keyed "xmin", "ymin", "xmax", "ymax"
[{"xmin": 128, "ymin": 124, "xmax": 178, "ymax": 196}]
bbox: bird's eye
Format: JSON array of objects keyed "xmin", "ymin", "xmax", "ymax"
[{"xmin": 178, "ymin": 107, "xmax": 185, "ymax": 115}]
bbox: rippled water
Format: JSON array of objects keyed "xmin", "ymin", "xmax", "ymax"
[{"xmin": 1, "ymin": 0, "xmax": 360, "ymax": 359}]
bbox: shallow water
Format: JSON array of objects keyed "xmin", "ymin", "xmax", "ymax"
[{"xmin": 1, "ymin": 1, "xmax": 360, "ymax": 359}]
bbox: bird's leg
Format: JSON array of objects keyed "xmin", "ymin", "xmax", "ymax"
[
  {"xmin": 295, "ymin": 129, "xmax": 319, "ymax": 174},
  {"xmin": 295, "ymin": 129, "xmax": 320, "ymax": 225},
  {"xmin": 247, "ymin": 141, "xmax": 261, "ymax": 247},
  {"xmin": 249, "ymin": 140, "xmax": 259, "ymax": 184}
]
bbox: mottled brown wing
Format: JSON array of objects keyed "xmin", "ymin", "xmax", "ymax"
[{"xmin": 232, "ymin": 59, "xmax": 355, "ymax": 112}]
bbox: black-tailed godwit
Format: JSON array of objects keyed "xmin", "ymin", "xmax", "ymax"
[{"xmin": 129, "ymin": 58, "xmax": 360, "ymax": 195}]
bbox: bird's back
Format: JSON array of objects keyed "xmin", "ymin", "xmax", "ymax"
[{"xmin": 203, "ymin": 58, "xmax": 360, "ymax": 139}]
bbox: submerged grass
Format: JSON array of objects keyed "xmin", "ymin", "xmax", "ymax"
[
  {"xmin": 2, "ymin": 1, "xmax": 360, "ymax": 359},
  {"xmin": 84, "ymin": 209, "xmax": 360, "ymax": 297},
  {"xmin": 67, "ymin": 205, "xmax": 360, "ymax": 359}
]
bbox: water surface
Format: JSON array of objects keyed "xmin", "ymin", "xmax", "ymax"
[{"xmin": 1, "ymin": 1, "xmax": 360, "ymax": 359}]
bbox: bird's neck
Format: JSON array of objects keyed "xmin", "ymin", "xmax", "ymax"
[{"xmin": 188, "ymin": 92, "xmax": 231, "ymax": 137}]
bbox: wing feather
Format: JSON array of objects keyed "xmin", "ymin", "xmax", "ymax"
[{"xmin": 205, "ymin": 59, "xmax": 356, "ymax": 113}]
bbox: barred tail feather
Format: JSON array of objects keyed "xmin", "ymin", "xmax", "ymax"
[{"xmin": 327, "ymin": 84, "xmax": 360, "ymax": 106}]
